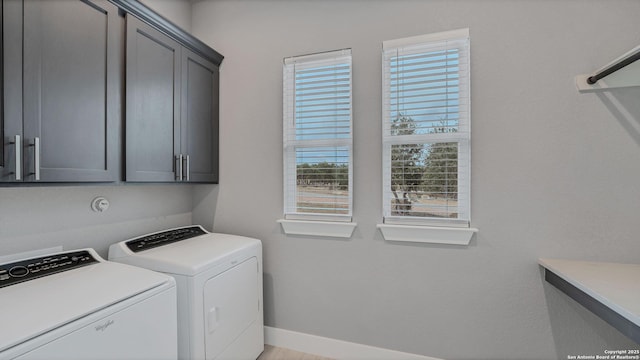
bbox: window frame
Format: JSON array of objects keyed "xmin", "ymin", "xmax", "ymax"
[
  {"xmin": 282, "ymin": 49, "xmax": 354, "ymax": 223},
  {"xmin": 381, "ymin": 28, "xmax": 471, "ymax": 228}
]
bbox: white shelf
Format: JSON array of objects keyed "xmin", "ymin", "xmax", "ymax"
[
  {"xmin": 576, "ymin": 44, "xmax": 640, "ymax": 92},
  {"xmin": 377, "ymin": 224, "xmax": 477, "ymax": 245},
  {"xmin": 576, "ymin": 71, "xmax": 640, "ymax": 92},
  {"xmin": 539, "ymin": 258, "xmax": 640, "ymax": 342},
  {"xmin": 277, "ymin": 219, "xmax": 356, "ymax": 238}
]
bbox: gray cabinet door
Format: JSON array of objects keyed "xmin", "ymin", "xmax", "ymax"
[
  {"xmin": 1, "ymin": 0, "xmax": 23, "ymax": 182},
  {"xmin": 1, "ymin": 0, "xmax": 3, "ymax": 169},
  {"xmin": 125, "ymin": 15, "xmax": 181, "ymax": 182},
  {"xmin": 21, "ymin": 0, "xmax": 121, "ymax": 182},
  {"xmin": 181, "ymin": 48, "xmax": 219, "ymax": 183}
]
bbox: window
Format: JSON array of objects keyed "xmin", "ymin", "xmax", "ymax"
[
  {"xmin": 283, "ymin": 49, "xmax": 353, "ymax": 222},
  {"xmin": 382, "ymin": 29, "xmax": 470, "ymax": 227}
]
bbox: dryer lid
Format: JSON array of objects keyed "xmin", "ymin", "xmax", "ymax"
[
  {"xmin": 113, "ymin": 233, "xmax": 261, "ymax": 276},
  {"xmin": 0, "ymin": 251, "xmax": 174, "ymax": 353}
]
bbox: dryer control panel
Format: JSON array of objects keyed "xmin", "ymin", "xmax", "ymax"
[
  {"xmin": 0, "ymin": 250, "xmax": 97, "ymax": 288},
  {"xmin": 126, "ymin": 226, "xmax": 207, "ymax": 253}
]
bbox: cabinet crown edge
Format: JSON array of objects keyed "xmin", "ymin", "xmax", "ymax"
[{"xmin": 108, "ymin": 0, "xmax": 224, "ymax": 66}]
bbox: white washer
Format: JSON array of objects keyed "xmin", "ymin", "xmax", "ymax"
[
  {"xmin": 108, "ymin": 225, "xmax": 264, "ymax": 360},
  {"xmin": 0, "ymin": 248, "xmax": 177, "ymax": 360}
]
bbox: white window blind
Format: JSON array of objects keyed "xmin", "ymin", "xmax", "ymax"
[
  {"xmin": 382, "ymin": 29, "xmax": 470, "ymax": 227},
  {"xmin": 283, "ymin": 49, "xmax": 353, "ymax": 221}
]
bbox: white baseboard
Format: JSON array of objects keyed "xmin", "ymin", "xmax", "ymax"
[{"xmin": 264, "ymin": 326, "xmax": 442, "ymax": 360}]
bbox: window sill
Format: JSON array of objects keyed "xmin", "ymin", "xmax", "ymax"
[
  {"xmin": 377, "ymin": 224, "xmax": 478, "ymax": 245},
  {"xmin": 277, "ymin": 219, "xmax": 357, "ymax": 238}
]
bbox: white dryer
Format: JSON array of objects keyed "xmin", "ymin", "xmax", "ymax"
[
  {"xmin": 108, "ymin": 225, "xmax": 264, "ymax": 360},
  {"xmin": 0, "ymin": 248, "xmax": 177, "ymax": 360}
]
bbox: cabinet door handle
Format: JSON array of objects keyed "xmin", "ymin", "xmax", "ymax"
[
  {"xmin": 183, "ymin": 155, "xmax": 190, "ymax": 181},
  {"xmin": 30, "ymin": 137, "xmax": 40, "ymax": 181},
  {"xmin": 175, "ymin": 154, "xmax": 183, "ymax": 181},
  {"xmin": 9, "ymin": 135, "xmax": 22, "ymax": 181}
]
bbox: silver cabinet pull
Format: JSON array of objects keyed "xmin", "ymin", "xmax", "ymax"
[
  {"xmin": 35, "ymin": 137, "xmax": 40, "ymax": 181},
  {"xmin": 175, "ymin": 154, "xmax": 183, "ymax": 181},
  {"xmin": 30, "ymin": 137, "xmax": 40, "ymax": 181},
  {"xmin": 183, "ymin": 155, "xmax": 190, "ymax": 181},
  {"xmin": 9, "ymin": 135, "xmax": 22, "ymax": 180}
]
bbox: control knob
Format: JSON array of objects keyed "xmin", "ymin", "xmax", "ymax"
[{"xmin": 9, "ymin": 266, "xmax": 29, "ymax": 277}]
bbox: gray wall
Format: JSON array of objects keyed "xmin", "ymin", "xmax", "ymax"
[
  {"xmin": 0, "ymin": 184, "xmax": 193, "ymax": 259},
  {"xmin": 191, "ymin": 1, "xmax": 640, "ymax": 359},
  {"xmin": 141, "ymin": 0, "xmax": 193, "ymax": 33}
]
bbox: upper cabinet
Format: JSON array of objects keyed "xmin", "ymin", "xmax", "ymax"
[
  {"xmin": 1, "ymin": 0, "xmax": 122, "ymax": 183},
  {"xmin": 125, "ymin": 16, "xmax": 181, "ymax": 182},
  {"xmin": 0, "ymin": 0, "xmax": 223, "ymax": 185},
  {"xmin": 124, "ymin": 15, "xmax": 220, "ymax": 183},
  {"xmin": 181, "ymin": 48, "xmax": 219, "ymax": 183}
]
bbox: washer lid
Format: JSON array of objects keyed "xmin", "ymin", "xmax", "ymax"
[
  {"xmin": 0, "ymin": 257, "xmax": 173, "ymax": 353},
  {"xmin": 116, "ymin": 233, "xmax": 260, "ymax": 276}
]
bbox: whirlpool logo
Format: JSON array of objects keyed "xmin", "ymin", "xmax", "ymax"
[{"xmin": 95, "ymin": 319, "xmax": 115, "ymax": 332}]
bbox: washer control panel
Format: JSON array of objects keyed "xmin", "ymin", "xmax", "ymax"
[
  {"xmin": 126, "ymin": 226, "xmax": 207, "ymax": 253},
  {"xmin": 0, "ymin": 250, "xmax": 97, "ymax": 288}
]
